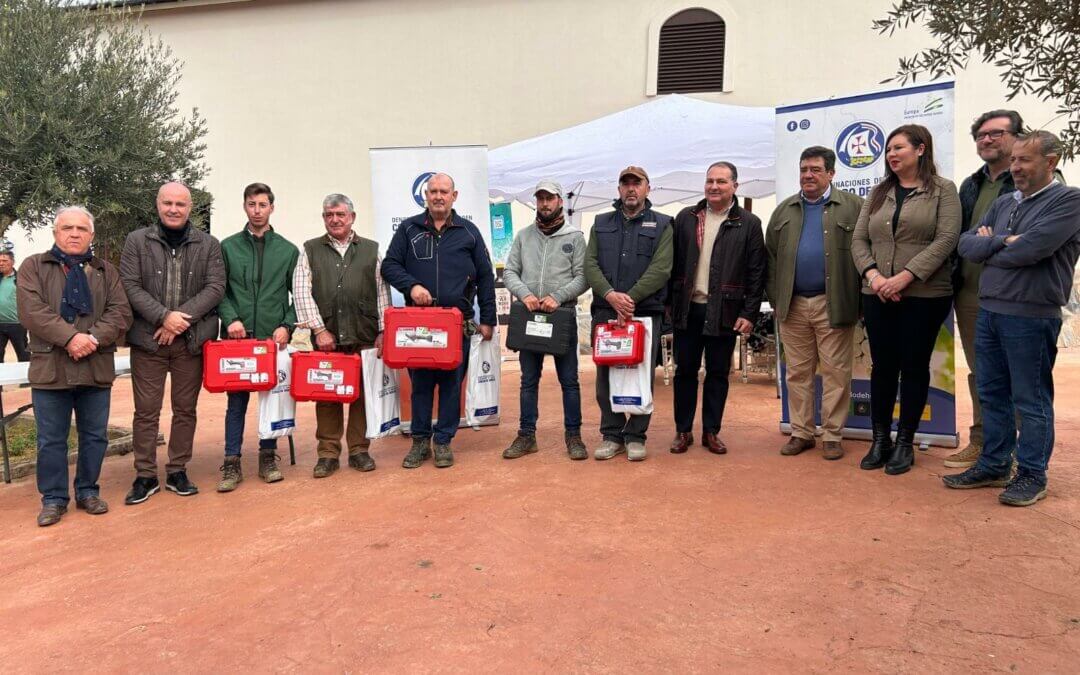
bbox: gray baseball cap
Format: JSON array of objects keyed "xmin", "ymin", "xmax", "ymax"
[{"xmin": 533, "ymin": 180, "xmax": 564, "ymax": 198}]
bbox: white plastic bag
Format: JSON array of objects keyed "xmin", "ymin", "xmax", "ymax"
[
  {"xmin": 609, "ymin": 316, "xmax": 655, "ymax": 415},
  {"xmin": 258, "ymin": 346, "xmax": 296, "ymax": 439},
  {"xmin": 465, "ymin": 327, "xmax": 501, "ymax": 427},
  {"xmin": 361, "ymin": 347, "xmax": 403, "ymax": 440}
]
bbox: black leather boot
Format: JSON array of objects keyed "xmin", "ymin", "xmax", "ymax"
[
  {"xmin": 885, "ymin": 427, "xmax": 916, "ymax": 475},
  {"xmin": 860, "ymin": 423, "xmax": 893, "ymax": 470}
]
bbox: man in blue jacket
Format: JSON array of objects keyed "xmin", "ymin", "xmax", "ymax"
[
  {"xmin": 945, "ymin": 131, "xmax": 1080, "ymax": 506},
  {"xmin": 382, "ymin": 173, "xmax": 497, "ymax": 469}
]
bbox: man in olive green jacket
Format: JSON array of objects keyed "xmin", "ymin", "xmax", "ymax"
[
  {"xmin": 216, "ymin": 183, "xmax": 299, "ymax": 492},
  {"xmin": 766, "ymin": 147, "xmax": 864, "ymax": 460}
]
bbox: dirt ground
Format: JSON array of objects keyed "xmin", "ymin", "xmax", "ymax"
[{"xmin": 1, "ymin": 346, "xmax": 1078, "ymax": 673}]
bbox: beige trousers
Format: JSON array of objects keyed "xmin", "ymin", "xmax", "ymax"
[{"xmin": 781, "ymin": 295, "xmax": 855, "ymax": 443}]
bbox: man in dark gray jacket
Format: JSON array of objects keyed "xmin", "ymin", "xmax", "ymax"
[
  {"xmin": 120, "ymin": 181, "xmax": 226, "ymax": 504},
  {"xmin": 502, "ymin": 180, "xmax": 588, "ymax": 460},
  {"xmin": 945, "ymin": 131, "xmax": 1080, "ymax": 506}
]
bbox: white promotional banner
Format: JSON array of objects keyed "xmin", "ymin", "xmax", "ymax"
[
  {"xmin": 774, "ymin": 81, "xmax": 958, "ymax": 448},
  {"xmin": 369, "ymin": 144, "xmax": 492, "ymax": 278}
]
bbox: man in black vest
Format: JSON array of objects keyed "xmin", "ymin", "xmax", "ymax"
[
  {"xmin": 293, "ymin": 193, "xmax": 391, "ymax": 479},
  {"xmin": 584, "ymin": 166, "xmax": 673, "ymax": 462}
]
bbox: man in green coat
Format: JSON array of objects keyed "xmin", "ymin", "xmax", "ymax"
[
  {"xmin": 216, "ymin": 183, "xmax": 299, "ymax": 492},
  {"xmin": 766, "ymin": 147, "xmax": 863, "ymax": 460}
]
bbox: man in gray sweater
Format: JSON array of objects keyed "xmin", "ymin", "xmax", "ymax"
[
  {"xmin": 945, "ymin": 130, "xmax": 1080, "ymax": 506},
  {"xmin": 502, "ymin": 180, "xmax": 589, "ymax": 459}
]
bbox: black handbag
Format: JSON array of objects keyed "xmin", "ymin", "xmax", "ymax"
[{"xmin": 505, "ymin": 302, "xmax": 577, "ymax": 356}]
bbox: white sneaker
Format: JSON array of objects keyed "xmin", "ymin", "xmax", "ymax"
[
  {"xmin": 594, "ymin": 440, "xmax": 625, "ymax": 460},
  {"xmin": 627, "ymin": 441, "xmax": 647, "ymax": 461}
]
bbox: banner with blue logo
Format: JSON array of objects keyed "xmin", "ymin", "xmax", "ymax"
[{"xmin": 774, "ymin": 81, "xmax": 958, "ymax": 448}]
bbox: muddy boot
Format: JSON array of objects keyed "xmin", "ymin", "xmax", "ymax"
[
  {"xmin": 433, "ymin": 443, "xmax": 454, "ymax": 468},
  {"xmin": 566, "ymin": 432, "xmax": 587, "ymax": 460},
  {"xmin": 348, "ymin": 451, "xmax": 376, "ymax": 472},
  {"xmin": 217, "ymin": 456, "xmax": 243, "ymax": 492},
  {"xmin": 312, "ymin": 457, "xmax": 339, "ymax": 479},
  {"xmin": 402, "ymin": 437, "xmax": 432, "ymax": 469},
  {"xmin": 502, "ymin": 434, "xmax": 538, "ymax": 459},
  {"xmin": 259, "ymin": 450, "xmax": 283, "ymax": 483}
]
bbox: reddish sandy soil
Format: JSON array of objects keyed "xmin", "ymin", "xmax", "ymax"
[{"xmin": 1, "ymin": 349, "xmax": 1078, "ymax": 673}]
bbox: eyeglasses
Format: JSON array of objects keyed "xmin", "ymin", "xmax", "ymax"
[
  {"xmin": 974, "ymin": 129, "xmax": 1011, "ymax": 141},
  {"xmin": 800, "ymin": 166, "xmax": 828, "ymax": 175}
]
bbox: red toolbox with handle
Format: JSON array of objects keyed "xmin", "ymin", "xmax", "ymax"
[
  {"xmin": 291, "ymin": 351, "xmax": 362, "ymax": 403},
  {"xmin": 592, "ymin": 320, "xmax": 646, "ymax": 367},
  {"xmin": 202, "ymin": 339, "xmax": 277, "ymax": 392},
  {"xmin": 382, "ymin": 307, "xmax": 464, "ymax": 370}
]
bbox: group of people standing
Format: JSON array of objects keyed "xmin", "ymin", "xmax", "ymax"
[{"xmin": 16, "ymin": 111, "xmax": 1080, "ymax": 528}]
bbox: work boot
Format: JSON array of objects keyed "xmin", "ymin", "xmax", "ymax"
[
  {"xmin": 942, "ymin": 466, "xmax": 1009, "ymax": 490},
  {"xmin": 217, "ymin": 456, "xmax": 243, "ymax": 492},
  {"xmin": 312, "ymin": 457, "xmax": 339, "ymax": 479},
  {"xmin": 943, "ymin": 443, "xmax": 981, "ymax": 469},
  {"xmin": 780, "ymin": 436, "xmax": 815, "ymax": 456},
  {"xmin": 37, "ymin": 503, "xmax": 67, "ymax": 527},
  {"xmin": 503, "ymin": 434, "xmax": 538, "ymax": 459},
  {"xmin": 75, "ymin": 495, "xmax": 109, "ymax": 515},
  {"xmin": 822, "ymin": 441, "xmax": 844, "ymax": 461},
  {"xmin": 348, "ymin": 451, "xmax": 376, "ymax": 472},
  {"xmin": 626, "ymin": 441, "xmax": 647, "ymax": 461},
  {"xmin": 259, "ymin": 450, "xmax": 284, "ymax": 483},
  {"xmin": 566, "ymin": 432, "xmax": 588, "ymax": 460},
  {"xmin": 433, "ymin": 443, "xmax": 454, "ymax": 468},
  {"xmin": 594, "ymin": 440, "xmax": 624, "ymax": 460},
  {"xmin": 402, "ymin": 437, "xmax": 432, "ymax": 469},
  {"xmin": 885, "ymin": 428, "xmax": 915, "ymax": 475},
  {"xmin": 998, "ymin": 471, "xmax": 1048, "ymax": 507},
  {"xmin": 860, "ymin": 424, "xmax": 893, "ymax": 470}
]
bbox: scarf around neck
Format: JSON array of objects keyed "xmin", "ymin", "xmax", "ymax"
[
  {"xmin": 536, "ymin": 208, "xmax": 565, "ymax": 236},
  {"xmin": 50, "ymin": 244, "xmax": 93, "ymax": 323}
]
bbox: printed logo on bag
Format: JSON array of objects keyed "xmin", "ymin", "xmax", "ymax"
[
  {"xmin": 482, "ymin": 361, "xmax": 491, "ymax": 374},
  {"xmin": 395, "ymin": 326, "xmax": 448, "ymax": 349},
  {"xmin": 382, "ymin": 374, "xmax": 390, "ymax": 387},
  {"xmin": 220, "ymin": 357, "xmax": 257, "ymax": 374},
  {"xmin": 412, "ymin": 171, "xmax": 436, "ymax": 207},
  {"xmin": 836, "ymin": 121, "xmax": 885, "ymax": 169},
  {"xmin": 278, "ymin": 369, "xmax": 288, "ymax": 383}
]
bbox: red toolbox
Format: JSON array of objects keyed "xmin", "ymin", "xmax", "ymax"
[
  {"xmin": 592, "ymin": 320, "xmax": 646, "ymax": 366},
  {"xmin": 202, "ymin": 339, "xmax": 277, "ymax": 392},
  {"xmin": 382, "ymin": 307, "xmax": 463, "ymax": 370},
  {"xmin": 291, "ymin": 351, "xmax": 362, "ymax": 403}
]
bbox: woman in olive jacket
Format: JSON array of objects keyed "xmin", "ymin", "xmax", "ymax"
[{"xmin": 850, "ymin": 124, "xmax": 961, "ymax": 475}]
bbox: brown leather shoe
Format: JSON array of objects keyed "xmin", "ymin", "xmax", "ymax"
[
  {"xmin": 780, "ymin": 436, "xmax": 815, "ymax": 456},
  {"xmin": 75, "ymin": 495, "xmax": 109, "ymax": 515},
  {"xmin": 822, "ymin": 441, "xmax": 844, "ymax": 460},
  {"xmin": 669, "ymin": 432, "xmax": 693, "ymax": 454},
  {"xmin": 703, "ymin": 433, "xmax": 727, "ymax": 454},
  {"xmin": 37, "ymin": 504, "xmax": 67, "ymax": 527}
]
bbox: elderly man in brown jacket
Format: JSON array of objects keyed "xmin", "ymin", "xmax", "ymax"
[
  {"xmin": 120, "ymin": 182, "xmax": 225, "ymax": 504},
  {"xmin": 18, "ymin": 206, "xmax": 132, "ymax": 526}
]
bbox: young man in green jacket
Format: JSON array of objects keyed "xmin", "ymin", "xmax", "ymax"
[{"xmin": 216, "ymin": 183, "xmax": 299, "ymax": 492}]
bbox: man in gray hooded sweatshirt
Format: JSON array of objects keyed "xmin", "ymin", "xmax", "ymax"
[{"xmin": 502, "ymin": 180, "xmax": 589, "ymax": 459}]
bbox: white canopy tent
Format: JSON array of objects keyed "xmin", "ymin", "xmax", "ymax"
[{"xmin": 488, "ymin": 95, "xmax": 775, "ymax": 213}]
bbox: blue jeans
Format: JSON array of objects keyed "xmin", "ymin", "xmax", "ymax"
[
  {"xmin": 224, "ymin": 390, "xmax": 277, "ymax": 457},
  {"xmin": 409, "ymin": 340, "xmax": 470, "ymax": 445},
  {"xmin": 518, "ymin": 348, "xmax": 581, "ymax": 435},
  {"xmin": 974, "ymin": 309, "xmax": 1060, "ymax": 482},
  {"xmin": 33, "ymin": 386, "xmax": 111, "ymax": 507}
]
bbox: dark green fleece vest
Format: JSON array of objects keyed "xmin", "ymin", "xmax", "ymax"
[{"xmin": 303, "ymin": 235, "xmax": 379, "ymax": 347}]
